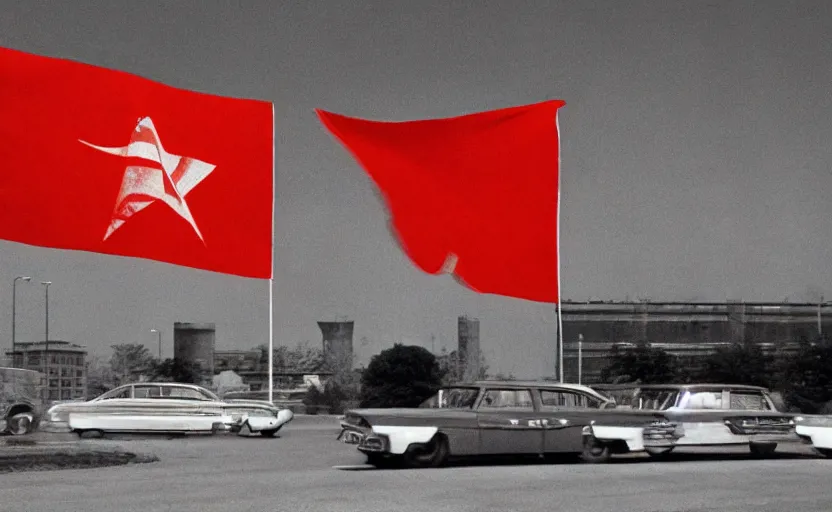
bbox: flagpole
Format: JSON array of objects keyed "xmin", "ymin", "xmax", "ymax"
[
  {"xmin": 268, "ymin": 278, "xmax": 274, "ymax": 403},
  {"xmin": 555, "ymin": 110, "xmax": 564, "ymax": 383},
  {"xmin": 268, "ymin": 103, "xmax": 276, "ymax": 404}
]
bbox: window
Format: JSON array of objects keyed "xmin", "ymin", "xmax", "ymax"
[
  {"xmin": 61, "ymin": 368, "xmax": 70, "ymax": 377},
  {"xmin": 61, "ymin": 389, "xmax": 71, "ymax": 400},
  {"xmin": 73, "ymin": 389, "xmax": 84, "ymax": 398},
  {"xmin": 161, "ymin": 386, "xmax": 211, "ymax": 400},
  {"xmin": 684, "ymin": 391, "xmax": 723, "ymax": 410},
  {"xmin": 61, "ymin": 379, "xmax": 72, "ymax": 388},
  {"xmin": 540, "ymin": 390, "xmax": 603, "ymax": 409},
  {"xmin": 729, "ymin": 392, "xmax": 770, "ymax": 411},
  {"xmin": 478, "ymin": 389, "xmax": 534, "ymax": 411},
  {"xmin": 76, "ymin": 369, "xmax": 84, "ymax": 378},
  {"xmin": 100, "ymin": 387, "xmax": 131, "ymax": 400},
  {"xmin": 134, "ymin": 386, "xmax": 161, "ymax": 398}
]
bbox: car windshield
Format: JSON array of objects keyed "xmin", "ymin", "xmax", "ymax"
[
  {"xmin": 419, "ymin": 387, "xmax": 480, "ymax": 409},
  {"xmin": 612, "ymin": 388, "xmax": 680, "ymax": 410}
]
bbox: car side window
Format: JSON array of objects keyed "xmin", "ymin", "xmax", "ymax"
[
  {"xmin": 729, "ymin": 392, "xmax": 770, "ymax": 411},
  {"xmin": 162, "ymin": 387, "xmax": 208, "ymax": 400},
  {"xmin": 685, "ymin": 391, "xmax": 723, "ymax": 410},
  {"xmin": 540, "ymin": 390, "xmax": 602, "ymax": 409},
  {"xmin": 100, "ymin": 387, "xmax": 131, "ymax": 400},
  {"xmin": 478, "ymin": 389, "xmax": 534, "ymax": 411},
  {"xmin": 134, "ymin": 386, "xmax": 161, "ymax": 398}
]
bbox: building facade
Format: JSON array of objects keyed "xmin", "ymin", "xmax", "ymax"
[
  {"xmin": 213, "ymin": 349, "xmax": 333, "ymax": 391},
  {"xmin": 561, "ymin": 301, "xmax": 831, "ymax": 384},
  {"xmin": 4, "ymin": 341, "xmax": 87, "ymax": 401}
]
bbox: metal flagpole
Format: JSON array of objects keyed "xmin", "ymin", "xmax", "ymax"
[
  {"xmin": 268, "ymin": 278, "xmax": 274, "ymax": 403},
  {"xmin": 555, "ymin": 110, "xmax": 564, "ymax": 383},
  {"xmin": 268, "ymin": 103, "xmax": 276, "ymax": 404}
]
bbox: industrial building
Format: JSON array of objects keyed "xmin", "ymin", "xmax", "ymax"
[
  {"xmin": 458, "ymin": 316, "xmax": 481, "ymax": 381},
  {"xmin": 4, "ymin": 341, "xmax": 87, "ymax": 401},
  {"xmin": 561, "ymin": 301, "xmax": 831, "ymax": 383},
  {"xmin": 173, "ymin": 322, "xmax": 216, "ymax": 386}
]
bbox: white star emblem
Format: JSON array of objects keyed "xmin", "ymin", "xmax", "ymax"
[{"xmin": 79, "ymin": 116, "xmax": 216, "ymax": 243}]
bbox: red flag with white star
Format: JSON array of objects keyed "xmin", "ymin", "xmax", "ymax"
[
  {"xmin": 0, "ymin": 46, "xmax": 273, "ymax": 279},
  {"xmin": 317, "ymin": 100, "xmax": 564, "ymax": 303}
]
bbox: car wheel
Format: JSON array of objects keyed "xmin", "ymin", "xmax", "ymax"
[
  {"xmin": 260, "ymin": 427, "xmax": 281, "ymax": 437},
  {"xmin": 7, "ymin": 412, "xmax": 34, "ymax": 435},
  {"xmin": 402, "ymin": 434, "xmax": 449, "ymax": 469},
  {"xmin": 749, "ymin": 443, "xmax": 777, "ymax": 458},
  {"xmin": 645, "ymin": 447, "xmax": 674, "ymax": 459},
  {"xmin": 581, "ymin": 436, "xmax": 611, "ymax": 463},
  {"xmin": 76, "ymin": 429, "xmax": 105, "ymax": 439}
]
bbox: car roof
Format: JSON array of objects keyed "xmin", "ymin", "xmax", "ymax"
[
  {"xmin": 457, "ymin": 380, "xmax": 609, "ymax": 394},
  {"xmin": 592, "ymin": 383, "xmax": 769, "ymax": 392}
]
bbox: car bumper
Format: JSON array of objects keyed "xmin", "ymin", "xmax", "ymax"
[{"xmin": 337, "ymin": 426, "xmax": 388, "ymax": 453}]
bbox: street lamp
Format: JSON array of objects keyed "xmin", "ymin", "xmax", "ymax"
[
  {"xmin": 11, "ymin": 276, "xmax": 31, "ymax": 366},
  {"xmin": 150, "ymin": 329, "xmax": 161, "ymax": 359},
  {"xmin": 41, "ymin": 281, "xmax": 51, "ymax": 383}
]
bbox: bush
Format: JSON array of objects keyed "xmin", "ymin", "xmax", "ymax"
[{"xmin": 359, "ymin": 344, "xmax": 442, "ymax": 408}]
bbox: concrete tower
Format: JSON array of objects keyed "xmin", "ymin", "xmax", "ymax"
[
  {"xmin": 173, "ymin": 322, "xmax": 216, "ymax": 385},
  {"xmin": 457, "ymin": 316, "xmax": 481, "ymax": 381},
  {"xmin": 318, "ymin": 320, "xmax": 354, "ymax": 370}
]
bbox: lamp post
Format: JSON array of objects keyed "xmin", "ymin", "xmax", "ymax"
[
  {"xmin": 11, "ymin": 276, "xmax": 31, "ymax": 366},
  {"xmin": 41, "ymin": 281, "xmax": 51, "ymax": 386},
  {"xmin": 150, "ymin": 329, "xmax": 161, "ymax": 359}
]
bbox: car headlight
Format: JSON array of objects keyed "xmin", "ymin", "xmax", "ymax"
[{"xmin": 795, "ymin": 415, "xmax": 832, "ymax": 427}]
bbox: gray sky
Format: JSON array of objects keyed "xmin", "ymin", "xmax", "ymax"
[{"xmin": 1, "ymin": 1, "xmax": 831, "ymax": 378}]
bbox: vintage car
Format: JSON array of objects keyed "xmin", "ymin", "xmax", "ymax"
[
  {"xmin": 337, "ymin": 380, "xmax": 679, "ymax": 468},
  {"xmin": 592, "ymin": 383, "xmax": 832, "ymax": 458},
  {"xmin": 40, "ymin": 382, "xmax": 294, "ymax": 437},
  {"xmin": 0, "ymin": 367, "xmax": 45, "ymax": 435}
]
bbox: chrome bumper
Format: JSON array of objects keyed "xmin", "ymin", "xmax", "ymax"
[{"xmin": 336, "ymin": 427, "xmax": 388, "ymax": 452}]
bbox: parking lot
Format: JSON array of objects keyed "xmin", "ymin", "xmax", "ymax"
[{"xmin": 1, "ymin": 415, "xmax": 831, "ymax": 512}]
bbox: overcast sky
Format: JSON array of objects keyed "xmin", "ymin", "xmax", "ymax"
[{"xmin": 1, "ymin": 1, "xmax": 831, "ymax": 377}]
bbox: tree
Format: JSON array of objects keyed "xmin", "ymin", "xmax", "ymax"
[
  {"xmin": 109, "ymin": 344, "xmax": 156, "ymax": 386},
  {"xmin": 696, "ymin": 341, "xmax": 773, "ymax": 387},
  {"xmin": 359, "ymin": 344, "xmax": 442, "ymax": 408},
  {"xmin": 778, "ymin": 340, "xmax": 832, "ymax": 414},
  {"xmin": 149, "ymin": 358, "xmax": 202, "ymax": 384},
  {"xmin": 85, "ymin": 355, "xmax": 116, "ymax": 398},
  {"xmin": 253, "ymin": 341, "xmax": 325, "ymax": 372},
  {"xmin": 600, "ymin": 342, "xmax": 677, "ymax": 384}
]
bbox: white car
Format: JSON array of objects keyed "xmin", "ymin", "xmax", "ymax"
[
  {"xmin": 40, "ymin": 382, "xmax": 293, "ymax": 437},
  {"xmin": 593, "ymin": 383, "xmax": 832, "ymax": 458}
]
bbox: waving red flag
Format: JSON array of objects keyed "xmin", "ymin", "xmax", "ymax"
[
  {"xmin": 317, "ymin": 100, "xmax": 564, "ymax": 303},
  {"xmin": 0, "ymin": 46, "xmax": 273, "ymax": 279}
]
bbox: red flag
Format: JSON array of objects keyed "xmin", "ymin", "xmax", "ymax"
[
  {"xmin": 0, "ymin": 47, "xmax": 273, "ymax": 279},
  {"xmin": 317, "ymin": 100, "xmax": 564, "ymax": 303}
]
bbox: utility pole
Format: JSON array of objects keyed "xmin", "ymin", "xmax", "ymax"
[
  {"xmin": 11, "ymin": 276, "xmax": 31, "ymax": 367},
  {"xmin": 41, "ymin": 281, "xmax": 52, "ymax": 395}
]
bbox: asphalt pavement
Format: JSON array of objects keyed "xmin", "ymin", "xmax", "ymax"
[{"xmin": 1, "ymin": 415, "xmax": 831, "ymax": 512}]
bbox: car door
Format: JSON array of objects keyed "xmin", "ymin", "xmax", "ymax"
[
  {"xmin": 476, "ymin": 388, "xmax": 543, "ymax": 455},
  {"xmin": 539, "ymin": 389, "xmax": 602, "ymax": 453}
]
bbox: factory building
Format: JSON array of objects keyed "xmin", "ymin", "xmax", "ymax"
[{"xmin": 561, "ymin": 301, "xmax": 831, "ymax": 384}]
